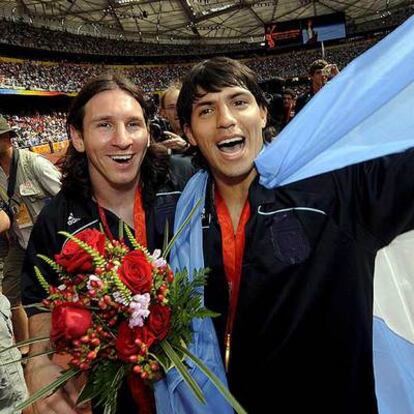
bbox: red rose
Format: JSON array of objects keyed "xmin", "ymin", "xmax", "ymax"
[
  {"xmin": 55, "ymin": 228, "xmax": 106, "ymax": 273},
  {"xmin": 118, "ymin": 250, "xmax": 153, "ymax": 294},
  {"xmin": 115, "ymin": 322, "xmax": 156, "ymax": 362},
  {"xmin": 147, "ymin": 304, "xmax": 171, "ymax": 342},
  {"xmin": 51, "ymin": 302, "xmax": 92, "ymax": 347}
]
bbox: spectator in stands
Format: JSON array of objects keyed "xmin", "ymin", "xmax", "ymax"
[
  {"xmin": 281, "ymin": 88, "xmax": 296, "ymax": 128},
  {"xmin": 0, "ymin": 37, "xmax": 376, "ymax": 95},
  {"xmin": 4, "ymin": 112, "xmax": 67, "ymax": 149},
  {"xmin": 158, "ymin": 81, "xmax": 191, "ymax": 154},
  {"xmin": 296, "ymin": 59, "xmax": 339, "ymax": 113},
  {"xmin": 0, "ymin": 115, "xmax": 61, "ymax": 359}
]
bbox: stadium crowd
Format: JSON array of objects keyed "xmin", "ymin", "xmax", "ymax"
[
  {"xmin": 4, "ymin": 112, "xmax": 67, "ymax": 148},
  {"xmin": 0, "ymin": 35, "xmax": 380, "ymax": 148},
  {"xmin": 0, "ymin": 37, "xmax": 378, "ymax": 94}
]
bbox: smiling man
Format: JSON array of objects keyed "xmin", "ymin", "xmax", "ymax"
[
  {"xmin": 181, "ymin": 58, "xmax": 268, "ymax": 233},
  {"xmin": 22, "ymin": 73, "xmax": 193, "ymax": 413},
  {"xmin": 155, "ymin": 57, "xmax": 414, "ymax": 414}
]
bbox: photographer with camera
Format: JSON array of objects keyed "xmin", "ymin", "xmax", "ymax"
[{"xmin": 157, "ymin": 81, "xmax": 191, "ymax": 154}]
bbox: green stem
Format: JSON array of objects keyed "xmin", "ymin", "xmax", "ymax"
[
  {"xmin": 0, "ymin": 336, "xmax": 50, "ymax": 356},
  {"xmin": 160, "ymin": 340, "xmax": 206, "ymax": 404},
  {"xmin": 173, "ymin": 343, "xmax": 248, "ymax": 414},
  {"xmin": 2, "ymin": 350, "xmax": 55, "ymax": 366},
  {"xmin": 17, "ymin": 303, "xmax": 50, "ymax": 312},
  {"xmin": 15, "ymin": 367, "xmax": 80, "ymax": 411},
  {"xmin": 162, "ymin": 199, "xmax": 202, "ymax": 258}
]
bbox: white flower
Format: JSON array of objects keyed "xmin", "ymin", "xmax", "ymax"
[
  {"xmin": 128, "ymin": 293, "xmax": 151, "ymax": 328},
  {"xmin": 152, "ymin": 249, "xmax": 161, "ymax": 259},
  {"xmin": 152, "ymin": 249, "xmax": 166, "ymax": 268}
]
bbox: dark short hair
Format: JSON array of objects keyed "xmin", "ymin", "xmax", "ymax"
[
  {"xmin": 177, "ymin": 57, "xmax": 268, "ymax": 130},
  {"xmin": 283, "ymin": 88, "xmax": 296, "ymax": 98},
  {"xmin": 309, "ymin": 59, "xmax": 328, "ymax": 75},
  {"xmin": 177, "ymin": 57, "xmax": 269, "ymax": 168},
  {"xmin": 63, "ymin": 72, "xmax": 168, "ymax": 205}
]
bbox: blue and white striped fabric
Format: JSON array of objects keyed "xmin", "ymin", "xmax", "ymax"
[{"xmin": 154, "ymin": 16, "xmax": 414, "ymax": 413}]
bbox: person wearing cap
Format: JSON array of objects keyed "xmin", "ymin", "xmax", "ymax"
[
  {"xmin": 296, "ymin": 59, "xmax": 339, "ymax": 113},
  {"xmin": 0, "ymin": 115, "xmax": 61, "ymax": 358}
]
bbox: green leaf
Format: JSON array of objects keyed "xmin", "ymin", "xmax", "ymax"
[
  {"xmin": 33, "ymin": 265, "xmax": 50, "ymax": 293},
  {"xmin": 123, "ymin": 223, "xmax": 140, "ymax": 250},
  {"xmin": 162, "ymin": 218, "xmax": 169, "ymax": 253},
  {"xmin": 77, "ymin": 361, "xmax": 126, "ymax": 408},
  {"xmin": 160, "ymin": 340, "xmax": 205, "ymax": 404},
  {"xmin": 37, "ymin": 254, "xmax": 65, "ymax": 276},
  {"xmin": 166, "ymin": 267, "xmax": 216, "ymax": 347},
  {"xmin": 0, "ymin": 335, "xmax": 50, "ymax": 356},
  {"xmin": 101, "ymin": 363, "xmax": 125, "ymax": 413},
  {"xmin": 192, "ymin": 308, "xmax": 221, "ymax": 319},
  {"xmin": 118, "ymin": 219, "xmax": 124, "ymax": 240},
  {"xmin": 15, "ymin": 367, "xmax": 80, "ymax": 411},
  {"xmin": 162, "ymin": 199, "xmax": 202, "ymax": 258},
  {"xmin": 21, "ymin": 303, "xmax": 50, "ymax": 311},
  {"xmin": 173, "ymin": 343, "xmax": 247, "ymax": 414}
]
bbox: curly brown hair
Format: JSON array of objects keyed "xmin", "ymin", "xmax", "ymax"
[{"xmin": 62, "ymin": 72, "xmax": 169, "ymax": 207}]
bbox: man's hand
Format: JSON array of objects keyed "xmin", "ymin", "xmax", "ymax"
[
  {"xmin": 25, "ymin": 355, "xmax": 80, "ymax": 414},
  {"xmin": 25, "ymin": 313, "xmax": 89, "ymax": 413},
  {"xmin": 161, "ymin": 131, "xmax": 189, "ymax": 152},
  {"xmin": 326, "ymin": 63, "xmax": 340, "ymax": 78}
]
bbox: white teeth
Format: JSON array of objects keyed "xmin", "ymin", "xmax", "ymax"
[
  {"xmin": 110, "ymin": 155, "xmax": 133, "ymax": 161},
  {"xmin": 218, "ymin": 137, "xmax": 243, "ymax": 146}
]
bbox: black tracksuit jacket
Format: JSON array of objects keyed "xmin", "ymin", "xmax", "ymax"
[{"xmin": 203, "ymin": 149, "xmax": 414, "ymax": 414}]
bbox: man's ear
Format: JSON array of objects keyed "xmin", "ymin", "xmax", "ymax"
[
  {"xmin": 184, "ymin": 124, "xmax": 197, "ymax": 147},
  {"xmin": 70, "ymin": 126, "xmax": 85, "ymax": 152},
  {"xmin": 260, "ymin": 106, "xmax": 268, "ymax": 129}
]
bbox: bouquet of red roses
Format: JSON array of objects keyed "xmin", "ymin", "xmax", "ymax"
[{"xmin": 10, "ymin": 224, "xmax": 245, "ymax": 414}]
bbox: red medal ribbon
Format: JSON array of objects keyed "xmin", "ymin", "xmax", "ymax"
[
  {"xmin": 133, "ymin": 185, "xmax": 147, "ymax": 247},
  {"xmin": 128, "ymin": 375, "xmax": 156, "ymax": 414},
  {"xmin": 214, "ymin": 189, "xmax": 251, "ymax": 370}
]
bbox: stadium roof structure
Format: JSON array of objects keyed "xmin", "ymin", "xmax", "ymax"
[{"xmin": 0, "ymin": 0, "xmax": 412, "ymax": 45}]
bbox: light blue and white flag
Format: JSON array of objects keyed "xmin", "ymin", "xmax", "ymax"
[{"xmin": 155, "ymin": 16, "xmax": 414, "ymax": 414}]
